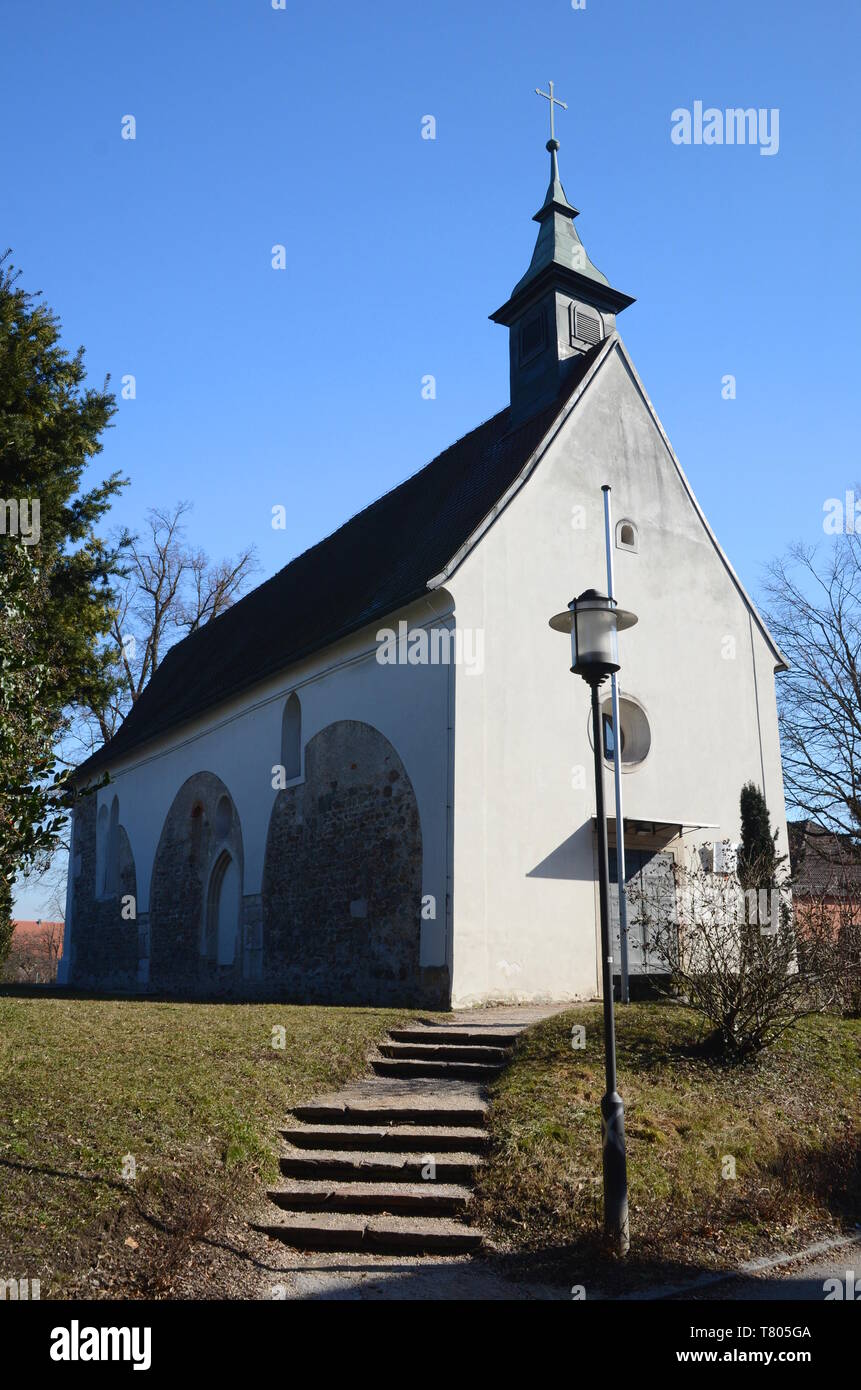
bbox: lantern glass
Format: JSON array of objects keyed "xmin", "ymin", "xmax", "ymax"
[
  {"xmin": 576, "ymin": 603, "xmax": 616, "ymax": 670},
  {"xmin": 549, "ymin": 588, "xmax": 637, "ymax": 682}
]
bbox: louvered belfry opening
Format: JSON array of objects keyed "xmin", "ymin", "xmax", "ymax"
[
  {"xmin": 573, "ymin": 304, "xmax": 602, "ymax": 346},
  {"xmin": 490, "ymin": 135, "xmax": 634, "ymax": 425}
]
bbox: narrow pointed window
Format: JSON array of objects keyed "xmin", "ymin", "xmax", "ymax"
[{"xmin": 281, "ymin": 693, "xmax": 301, "ymax": 781}]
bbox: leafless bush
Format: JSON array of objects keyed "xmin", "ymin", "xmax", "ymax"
[{"xmin": 630, "ymin": 855, "xmax": 836, "ymax": 1059}]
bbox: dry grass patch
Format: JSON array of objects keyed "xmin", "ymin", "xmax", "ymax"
[
  {"xmin": 0, "ymin": 992, "xmax": 428, "ymax": 1297},
  {"xmin": 472, "ymin": 1003, "xmax": 860, "ymax": 1291}
]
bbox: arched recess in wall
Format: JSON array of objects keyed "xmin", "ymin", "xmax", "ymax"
[
  {"xmin": 281, "ymin": 693, "xmax": 301, "ymax": 781},
  {"xmin": 205, "ymin": 851, "xmax": 241, "ymax": 967},
  {"xmin": 148, "ymin": 772, "xmax": 244, "ymax": 992},
  {"xmin": 262, "ymin": 719, "xmax": 427, "ymax": 1005}
]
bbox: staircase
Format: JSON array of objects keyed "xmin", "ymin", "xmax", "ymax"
[{"xmin": 254, "ymin": 1016, "xmax": 524, "ymax": 1255}]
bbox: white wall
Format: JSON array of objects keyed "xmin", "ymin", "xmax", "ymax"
[
  {"xmin": 445, "ymin": 340, "xmax": 788, "ymax": 1006},
  {"xmin": 75, "ymin": 590, "xmax": 454, "ymax": 971}
]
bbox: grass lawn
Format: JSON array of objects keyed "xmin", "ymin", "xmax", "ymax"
[
  {"xmin": 473, "ymin": 1003, "xmax": 860, "ymax": 1292},
  {"xmin": 0, "ymin": 991, "xmax": 426, "ymax": 1298}
]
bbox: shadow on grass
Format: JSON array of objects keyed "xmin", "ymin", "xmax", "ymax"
[
  {"xmin": 0, "ymin": 982, "xmax": 449, "ymax": 1010},
  {"xmin": 616, "ymin": 1008, "xmax": 768, "ymax": 1071},
  {"xmin": 0, "ymin": 1153, "xmax": 252, "ymax": 1298},
  {"xmin": 0, "ymin": 1155, "xmax": 132, "ymax": 1194},
  {"xmin": 481, "ymin": 1232, "xmax": 720, "ymax": 1295},
  {"xmin": 764, "ymin": 1129, "xmax": 860, "ymax": 1224}
]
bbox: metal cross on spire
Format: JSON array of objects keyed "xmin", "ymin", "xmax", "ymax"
[{"xmin": 535, "ymin": 80, "xmax": 568, "ymax": 141}]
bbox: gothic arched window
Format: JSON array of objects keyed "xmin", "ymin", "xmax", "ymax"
[{"xmin": 281, "ymin": 693, "xmax": 301, "ymax": 781}]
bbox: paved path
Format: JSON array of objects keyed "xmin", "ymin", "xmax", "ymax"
[{"xmin": 674, "ymin": 1236, "xmax": 861, "ymax": 1302}]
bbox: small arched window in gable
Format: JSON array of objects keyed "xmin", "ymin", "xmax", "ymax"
[
  {"xmin": 281, "ymin": 693, "xmax": 302, "ymax": 782},
  {"xmin": 616, "ymin": 518, "xmax": 638, "ymax": 553}
]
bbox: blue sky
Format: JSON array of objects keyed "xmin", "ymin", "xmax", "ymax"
[{"xmin": 5, "ymin": 0, "xmax": 859, "ymax": 914}]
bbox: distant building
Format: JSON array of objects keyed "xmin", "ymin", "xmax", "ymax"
[
  {"xmin": 789, "ymin": 820, "xmax": 861, "ymax": 942},
  {"xmin": 7, "ymin": 920, "xmax": 65, "ymax": 982}
]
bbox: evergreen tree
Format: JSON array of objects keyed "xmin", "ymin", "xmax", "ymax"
[
  {"xmin": 738, "ymin": 781, "xmax": 778, "ymax": 887},
  {"xmin": 0, "ymin": 254, "xmax": 126, "ymax": 957}
]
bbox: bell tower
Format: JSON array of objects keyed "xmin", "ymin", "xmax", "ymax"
[{"xmin": 491, "ymin": 87, "xmax": 635, "ymax": 426}]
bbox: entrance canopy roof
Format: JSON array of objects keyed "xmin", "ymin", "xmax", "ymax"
[{"xmin": 595, "ymin": 816, "xmax": 720, "ymax": 843}]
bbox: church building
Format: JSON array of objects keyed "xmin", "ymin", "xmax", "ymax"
[{"xmin": 60, "ymin": 128, "xmax": 789, "ymax": 1007}]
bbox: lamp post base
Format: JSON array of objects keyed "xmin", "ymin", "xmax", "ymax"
[{"xmin": 601, "ymin": 1089, "xmax": 630, "ymax": 1256}]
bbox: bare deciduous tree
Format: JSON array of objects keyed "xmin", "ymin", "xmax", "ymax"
[
  {"xmin": 79, "ymin": 502, "xmax": 258, "ymax": 750},
  {"xmin": 764, "ymin": 533, "xmax": 861, "ymax": 841}
]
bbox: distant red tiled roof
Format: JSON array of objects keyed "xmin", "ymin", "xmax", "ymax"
[
  {"xmin": 12, "ymin": 920, "xmax": 65, "ymax": 953},
  {"xmin": 788, "ymin": 821, "xmax": 861, "ymax": 898}
]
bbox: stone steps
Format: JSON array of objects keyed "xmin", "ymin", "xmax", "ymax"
[
  {"xmin": 256, "ymin": 1015, "xmax": 538, "ymax": 1255},
  {"xmin": 279, "ymin": 1149, "xmax": 482, "ymax": 1184},
  {"xmin": 388, "ymin": 1027, "xmax": 519, "ymax": 1047},
  {"xmin": 292, "ymin": 1101, "xmax": 488, "ymax": 1127},
  {"xmin": 266, "ymin": 1181, "xmax": 472, "ymax": 1216},
  {"xmin": 280, "ymin": 1123, "xmax": 489, "ymax": 1152},
  {"xmin": 254, "ymin": 1212, "xmax": 484, "ymax": 1254},
  {"xmin": 371, "ymin": 1057, "xmax": 503, "ymax": 1081},
  {"xmin": 377, "ymin": 1040, "xmax": 512, "ymax": 1064}
]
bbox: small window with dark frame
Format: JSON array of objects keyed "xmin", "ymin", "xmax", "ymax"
[{"xmin": 519, "ymin": 311, "xmax": 546, "ymax": 363}]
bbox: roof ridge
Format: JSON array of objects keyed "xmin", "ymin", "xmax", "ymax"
[
  {"xmin": 76, "ymin": 385, "xmax": 576, "ymax": 779},
  {"xmin": 169, "ymin": 403, "xmax": 514, "ymax": 653}
]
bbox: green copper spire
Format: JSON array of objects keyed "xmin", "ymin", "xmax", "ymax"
[
  {"xmin": 490, "ymin": 91, "xmax": 635, "ymax": 426},
  {"xmin": 512, "ymin": 138, "xmax": 610, "ymax": 296}
]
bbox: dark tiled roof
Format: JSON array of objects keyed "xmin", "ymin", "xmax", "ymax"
[
  {"xmin": 77, "ymin": 344, "xmax": 605, "ymax": 779},
  {"xmin": 788, "ymin": 820, "xmax": 861, "ymax": 897}
]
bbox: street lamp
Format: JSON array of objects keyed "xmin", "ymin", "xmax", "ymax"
[{"xmin": 549, "ymin": 587, "xmax": 637, "ymax": 1256}]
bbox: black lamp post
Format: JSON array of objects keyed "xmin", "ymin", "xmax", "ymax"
[{"xmin": 549, "ymin": 587, "xmax": 637, "ymax": 1256}]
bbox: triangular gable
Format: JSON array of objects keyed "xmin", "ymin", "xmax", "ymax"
[{"xmin": 428, "ymin": 333, "xmax": 787, "ymax": 672}]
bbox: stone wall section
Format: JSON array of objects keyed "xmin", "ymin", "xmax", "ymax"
[{"xmin": 262, "ymin": 720, "xmax": 444, "ymax": 1005}]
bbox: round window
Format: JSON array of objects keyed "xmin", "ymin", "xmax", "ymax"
[{"xmin": 599, "ymin": 696, "xmax": 651, "ymax": 766}]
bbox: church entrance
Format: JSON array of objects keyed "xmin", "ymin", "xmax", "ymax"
[{"xmin": 608, "ymin": 847, "xmax": 678, "ymax": 980}]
